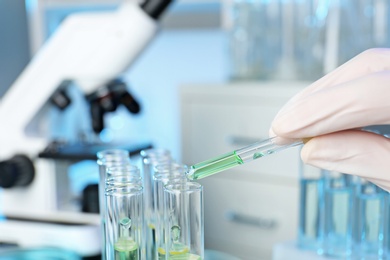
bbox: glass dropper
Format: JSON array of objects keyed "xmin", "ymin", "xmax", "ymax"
[{"xmin": 186, "ymin": 137, "xmax": 307, "ymax": 180}]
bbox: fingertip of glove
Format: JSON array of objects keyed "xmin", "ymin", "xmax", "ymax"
[
  {"xmin": 300, "ymin": 138, "xmax": 315, "ymax": 163},
  {"xmin": 300, "ymin": 136, "xmax": 335, "ymax": 170},
  {"xmin": 270, "ymin": 116, "xmax": 289, "ymax": 137}
]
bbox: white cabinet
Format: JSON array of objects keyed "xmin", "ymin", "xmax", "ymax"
[{"xmin": 180, "ymin": 82, "xmax": 307, "ymax": 259}]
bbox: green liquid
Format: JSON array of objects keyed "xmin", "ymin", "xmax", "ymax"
[
  {"xmin": 158, "ymin": 249, "xmax": 166, "ymax": 260},
  {"xmin": 158, "ymin": 247, "xmax": 202, "ymax": 260},
  {"xmin": 169, "ymin": 253, "xmax": 202, "ymax": 260},
  {"xmin": 114, "ymin": 237, "xmax": 139, "ymax": 260},
  {"xmin": 187, "ymin": 151, "xmax": 243, "ymax": 180},
  {"xmin": 253, "ymin": 152, "xmax": 264, "ymax": 159}
]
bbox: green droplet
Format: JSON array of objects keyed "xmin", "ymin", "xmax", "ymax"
[
  {"xmin": 120, "ymin": 217, "xmax": 131, "ymax": 228},
  {"xmin": 253, "ymin": 152, "xmax": 264, "ymax": 160},
  {"xmin": 171, "ymin": 225, "xmax": 181, "ymax": 243}
]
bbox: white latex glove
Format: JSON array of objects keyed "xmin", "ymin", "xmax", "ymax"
[{"xmin": 270, "ymin": 48, "xmax": 390, "ymax": 191}]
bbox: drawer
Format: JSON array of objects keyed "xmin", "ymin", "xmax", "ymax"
[
  {"xmin": 199, "ymin": 175, "xmax": 299, "ymax": 259},
  {"xmin": 182, "ymin": 101, "xmax": 301, "ymax": 179}
]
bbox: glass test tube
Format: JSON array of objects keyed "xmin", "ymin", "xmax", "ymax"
[
  {"xmin": 140, "ymin": 149, "xmax": 172, "ymax": 216},
  {"xmin": 97, "ymin": 151, "xmax": 131, "ymax": 208},
  {"xmin": 140, "ymin": 149, "xmax": 172, "ymax": 260},
  {"xmin": 97, "ymin": 149, "xmax": 130, "ymax": 260},
  {"xmin": 106, "ymin": 175, "xmax": 143, "ymax": 187},
  {"xmin": 105, "ymin": 165, "xmax": 142, "ymax": 260},
  {"xmin": 386, "ymin": 191, "xmax": 390, "ymax": 258},
  {"xmin": 164, "ymin": 182, "xmax": 204, "ymax": 260},
  {"xmin": 98, "ymin": 150, "xmax": 131, "ymax": 209},
  {"xmin": 323, "ymin": 171, "xmax": 355, "ymax": 258},
  {"xmin": 355, "ymin": 179, "xmax": 387, "ymax": 259},
  {"xmin": 298, "ymin": 161, "xmax": 325, "ymax": 254},
  {"xmin": 107, "ymin": 165, "xmax": 141, "ymax": 179},
  {"xmin": 105, "ymin": 185, "xmax": 144, "ymax": 260},
  {"xmin": 153, "ymin": 163, "xmax": 187, "ymax": 259}
]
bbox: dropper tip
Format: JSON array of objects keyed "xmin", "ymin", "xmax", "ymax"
[{"xmin": 185, "ymin": 167, "xmax": 195, "ymax": 181}]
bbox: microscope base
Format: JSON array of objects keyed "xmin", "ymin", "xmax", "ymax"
[{"xmin": 0, "ymin": 211, "xmax": 101, "ymax": 257}]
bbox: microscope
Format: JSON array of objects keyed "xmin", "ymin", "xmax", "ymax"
[{"xmin": 0, "ymin": 0, "xmax": 171, "ymax": 256}]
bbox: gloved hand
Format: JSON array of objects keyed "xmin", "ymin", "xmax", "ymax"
[{"xmin": 270, "ymin": 48, "xmax": 390, "ymax": 191}]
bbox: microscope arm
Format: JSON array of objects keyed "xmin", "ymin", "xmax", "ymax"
[{"xmin": 0, "ymin": 1, "xmax": 161, "ymax": 158}]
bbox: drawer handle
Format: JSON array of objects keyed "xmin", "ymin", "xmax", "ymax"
[
  {"xmin": 226, "ymin": 136, "xmax": 263, "ymax": 147},
  {"xmin": 225, "ymin": 211, "xmax": 278, "ymax": 230}
]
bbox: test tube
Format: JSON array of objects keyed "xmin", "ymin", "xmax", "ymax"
[
  {"xmin": 386, "ymin": 191, "xmax": 390, "ymax": 258},
  {"xmin": 106, "ymin": 175, "xmax": 143, "ymax": 187},
  {"xmin": 97, "ymin": 150, "xmax": 131, "ymax": 212},
  {"xmin": 355, "ymin": 179, "xmax": 387, "ymax": 259},
  {"xmin": 105, "ymin": 165, "xmax": 142, "ymax": 260},
  {"xmin": 105, "ymin": 184, "xmax": 144, "ymax": 260},
  {"xmin": 140, "ymin": 149, "xmax": 172, "ymax": 259},
  {"xmin": 323, "ymin": 171, "xmax": 355, "ymax": 258},
  {"xmin": 153, "ymin": 163, "xmax": 187, "ymax": 259},
  {"xmin": 163, "ymin": 182, "xmax": 204, "ymax": 260},
  {"xmin": 97, "ymin": 149, "xmax": 130, "ymax": 259},
  {"xmin": 140, "ymin": 149, "xmax": 172, "ymax": 212},
  {"xmin": 107, "ymin": 165, "xmax": 141, "ymax": 179},
  {"xmin": 298, "ymin": 162, "xmax": 325, "ymax": 254}
]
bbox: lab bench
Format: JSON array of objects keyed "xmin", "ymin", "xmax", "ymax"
[{"xmin": 180, "ymin": 82, "xmax": 308, "ymax": 259}]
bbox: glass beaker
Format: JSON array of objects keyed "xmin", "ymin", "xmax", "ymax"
[
  {"xmin": 140, "ymin": 149, "xmax": 172, "ymax": 260},
  {"xmin": 163, "ymin": 182, "xmax": 204, "ymax": 260},
  {"xmin": 298, "ymin": 162, "xmax": 325, "ymax": 254},
  {"xmin": 355, "ymin": 179, "xmax": 387, "ymax": 259},
  {"xmin": 323, "ymin": 171, "xmax": 355, "ymax": 258},
  {"xmin": 105, "ymin": 185, "xmax": 144, "ymax": 260}
]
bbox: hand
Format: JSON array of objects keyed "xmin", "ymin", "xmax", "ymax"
[{"xmin": 270, "ymin": 48, "xmax": 390, "ymax": 190}]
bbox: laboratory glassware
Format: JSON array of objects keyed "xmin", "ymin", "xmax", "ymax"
[
  {"xmin": 298, "ymin": 162, "xmax": 325, "ymax": 254},
  {"xmin": 291, "ymin": 0, "xmax": 327, "ymax": 80},
  {"xmin": 106, "ymin": 175, "xmax": 143, "ymax": 187},
  {"xmin": 153, "ymin": 163, "xmax": 188, "ymax": 259},
  {"xmin": 163, "ymin": 182, "xmax": 204, "ymax": 260},
  {"xmin": 228, "ymin": 0, "xmax": 319, "ymax": 81},
  {"xmin": 187, "ymin": 137, "xmax": 305, "ymax": 180},
  {"xmin": 105, "ymin": 185, "xmax": 144, "ymax": 260},
  {"xmin": 104, "ymin": 174, "xmax": 142, "ymax": 260},
  {"xmin": 103, "ymin": 171, "xmax": 142, "ymax": 259},
  {"xmin": 323, "ymin": 171, "xmax": 355, "ymax": 258},
  {"xmin": 105, "ymin": 165, "xmax": 142, "ymax": 259},
  {"xmin": 227, "ymin": 0, "xmax": 282, "ymax": 80},
  {"xmin": 97, "ymin": 149, "xmax": 131, "ymax": 213},
  {"xmin": 140, "ymin": 148, "xmax": 173, "ymax": 260},
  {"xmin": 355, "ymin": 179, "xmax": 387, "ymax": 259},
  {"xmin": 107, "ymin": 165, "xmax": 141, "ymax": 179},
  {"xmin": 386, "ymin": 191, "xmax": 390, "ymax": 258},
  {"xmin": 227, "ymin": 0, "xmax": 390, "ymax": 82},
  {"xmin": 97, "ymin": 149, "xmax": 130, "ymax": 259}
]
